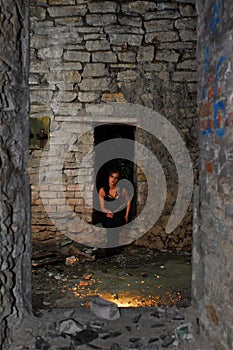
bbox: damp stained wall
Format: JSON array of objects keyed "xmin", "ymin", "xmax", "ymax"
[{"xmin": 195, "ymin": 0, "xmax": 233, "ymax": 348}]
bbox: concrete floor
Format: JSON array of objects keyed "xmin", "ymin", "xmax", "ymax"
[
  {"xmin": 11, "ymin": 245, "xmax": 211, "ymax": 349},
  {"xmin": 32, "ymin": 246, "xmax": 192, "ymax": 310}
]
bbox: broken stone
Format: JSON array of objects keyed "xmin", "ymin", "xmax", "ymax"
[
  {"xmin": 175, "ymin": 323, "xmax": 193, "ymax": 341},
  {"xmin": 54, "ymin": 275, "xmax": 62, "ymax": 280},
  {"xmin": 173, "ymin": 313, "xmax": 185, "ymax": 320},
  {"xmin": 88, "ymin": 319, "xmax": 105, "ymax": 331},
  {"xmin": 90, "ymin": 297, "xmax": 120, "ymax": 320},
  {"xmin": 101, "ymin": 331, "xmax": 121, "ymax": 339},
  {"xmin": 150, "ymin": 310, "xmax": 160, "ymax": 318},
  {"xmin": 59, "ymin": 319, "xmax": 84, "ymax": 335},
  {"xmin": 161, "ymin": 335, "xmax": 175, "ymax": 347},
  {"xmin": 42, "ymin": 301, "xmax": 51, "ymax": 306},
  {"xmin": 84, "ymin": 273, "xmax": 92, "ymax": 280},
  {"xmin": 33, "ymin": 310, "xmax": 44, "ymax": 318},
  {"xmin": 148, "ymin": 337, "xmax": 159, "ymax": 343},
  {"xmin": 79, "ymin": 280, "xmax": 89, "ymax": 287},
  {"xmin": 132, "ymin": 314, "xmax": 142, "ymax": 323},
  {"xmin": 72, "ymin": 329, "xmax": 99, "ymax": 345},
  {"xmin": 129, "ymin": 337, "xmax": 141, "ymax": 343}
]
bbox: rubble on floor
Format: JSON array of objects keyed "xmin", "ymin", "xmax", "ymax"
[
  {"xmin": 32, "ymin": 246, "xmax": 192, "ymax": 309},
  {"xmin": 9, "ymin": 302, "xmax": 210, "ymax": 350}
]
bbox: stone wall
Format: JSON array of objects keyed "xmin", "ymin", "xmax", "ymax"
[
  {"xmin": 194, "ymin": 0, "xmax": 233, "ymax": 348},
  {"xmin": 0, "ymin": 1, "xmax": 31, "ymax": 349},
  {"xmin": 29, "ymin": 0, "xmax": 197, "ymax": 252}
]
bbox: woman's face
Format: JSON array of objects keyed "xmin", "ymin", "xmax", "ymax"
[{"xmin": 109, "ymin": 172, "xmax": 119, "ymax": 186}]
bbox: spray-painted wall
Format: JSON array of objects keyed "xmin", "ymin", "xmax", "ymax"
[
  {"xmin": 28, "ymin": 0, "xmax": 198, "ymax": 252},
  {"xmin": 0, "ymin": 1, "xmax": 31, "ymax": 349},
  {"xmin": 195, "ymin": 0, "xmax": 233, "ymax": 348}
]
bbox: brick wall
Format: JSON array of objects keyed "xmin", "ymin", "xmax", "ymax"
[{"xmin": 28, "ymin": 0, "xmax": 197, "ymax": 252}]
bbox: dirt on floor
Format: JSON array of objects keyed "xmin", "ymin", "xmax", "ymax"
[
  {"xmin": 32, "ymin": 245, "xmax": 192, "ymax": 310},
  {"xmin": 7, "ymin": 245, "xmax": 213, "ymax": 350}
]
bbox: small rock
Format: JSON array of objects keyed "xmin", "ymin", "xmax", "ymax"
[
  {"xmin": 73, "ymin": 329, "xmax": 99, "ymax": 345},
  {"xmin": 88, "ymin": 319, "xmax": 105, "ymax": 331},
  {"xmin": 162, "ymin": 336, "xmax": 175, "ymax": 347},
  {"xmin": 90, "ymin": 297, "xmax": 120, "ymax": 320},
  {"xmin": 148, "ymin": 337, "xmax": 159, "ymax": 343},
  {"xmin": 54, "ymin": 275, "xmax": 62, "ymax": 280},
  {"xmin": 157, "ymin": 307, "xmax": 166, "ymax": 314},
  {"xmin": 150, "ymin": 311, "xmax": 160, "ymax": 319},
  {"xmin": 33, "ymin": 310, "xmax": 44, "ymax": 318},
  {"xmin": 84, "ymin": 248, "xmax": 94, "ymax": 254},
  {"xmin": 102, "ymin": 331, "xmax": 122, "ymax": 339},
  {"xmin": 175, "ymin": 323, "xmax": 193, "ymax": 341},
  {"xmin": 84, "ymin": 273, "xmax": 92, "ymax": 280},
  {"xmin": 65, "ymin": 256, "xmax": 79, "ymax": 266},
  {"xmin": 132, "ymin": 314, "xmax": 142, "ymax": 323},
  {"xmin": 42, "ymin": 301, "xmax": 51, "ymax": 306},
  {"xmin": 173, "ymin": 314, "xmax": 185, "ymax": 321},
  {"xmin": 79, "ymin": 280, "xmax": 89, "ymax": 286},
  {"xmin": 129, "ymin": 337, "xmax": 141, "ymax": 343},
  {"xmin": 59, "ymin": 319, "xmax": 84, "ymax": 335}
]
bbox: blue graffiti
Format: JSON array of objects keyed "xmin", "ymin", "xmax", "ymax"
[
  {"xmin": 209, "ymin": 0, "xmax": 221, "ymax": 34},
  {"xmin": 202, "ymin": 124, "xmax": 213, "ymax": 137},
  {"xmin": 213, "ymin": 55, "xmax": 226, "ymax": 137},
  {"xmin": 202, "ymin": 55, "xmax": 226, "ymax": 137},
  {"xmin": 202, "ymin": 1, "xmax": 226, "ymax": 137}
]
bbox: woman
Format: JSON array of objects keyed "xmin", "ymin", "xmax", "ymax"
[{"xmin": 98, "ymin": 169, "xmax": 131, "ymax": 247}]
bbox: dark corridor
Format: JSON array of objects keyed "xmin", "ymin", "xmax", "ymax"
[{"xmin": 93, "ymin": 123, "xmax": 136, "ymax": 225}]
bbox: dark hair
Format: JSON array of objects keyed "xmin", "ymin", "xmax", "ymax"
[
  {"xmin": 102, "ymin": 168, "xmax": 120, "ymax": 195},
  {"xmin": 108, "ymin": 168, "xmax": 120, "ymax": 177}
]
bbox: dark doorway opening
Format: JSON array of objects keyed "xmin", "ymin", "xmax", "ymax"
[{"xmin": 93, "ymin": 123, "xmax": 136, "ymax": 226}]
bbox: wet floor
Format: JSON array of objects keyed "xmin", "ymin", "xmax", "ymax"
[{"xmin": 32, "ymin": 245, "xmax": 192, "ymax": 310}]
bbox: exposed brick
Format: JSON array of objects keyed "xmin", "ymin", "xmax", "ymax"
[
  {"xmin": 205, "ymin": 162, "xmax": 213, "ymax": 173},
  {"xmin": 199, "ymin": 102, "xmax": 211, "ymax": 118}
]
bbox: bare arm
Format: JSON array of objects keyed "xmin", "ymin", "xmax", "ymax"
[
  {"xmin": 99, "ymin": 188, "xmax": 113, "ymax": 218},
  {"xmin": 122, "ymin": 188, "xmax": 131, "ymax": 223}
]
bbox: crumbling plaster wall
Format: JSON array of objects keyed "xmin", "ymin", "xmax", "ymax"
[
  {"xmin": 28, "ymin": 0, "xmax": 198, "ymax": 253},
  {"xmin": 194, "ymin": 0, "xmax": 233, "ymax": 348},
  {"xmin": 0, "ymin": 1, "xmax": 31, "ymax": 349}
]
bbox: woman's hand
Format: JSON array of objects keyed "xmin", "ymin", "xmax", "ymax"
[{"xmin": 106, "ymin": 211, "xmax": 114, "ymax": 218}]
